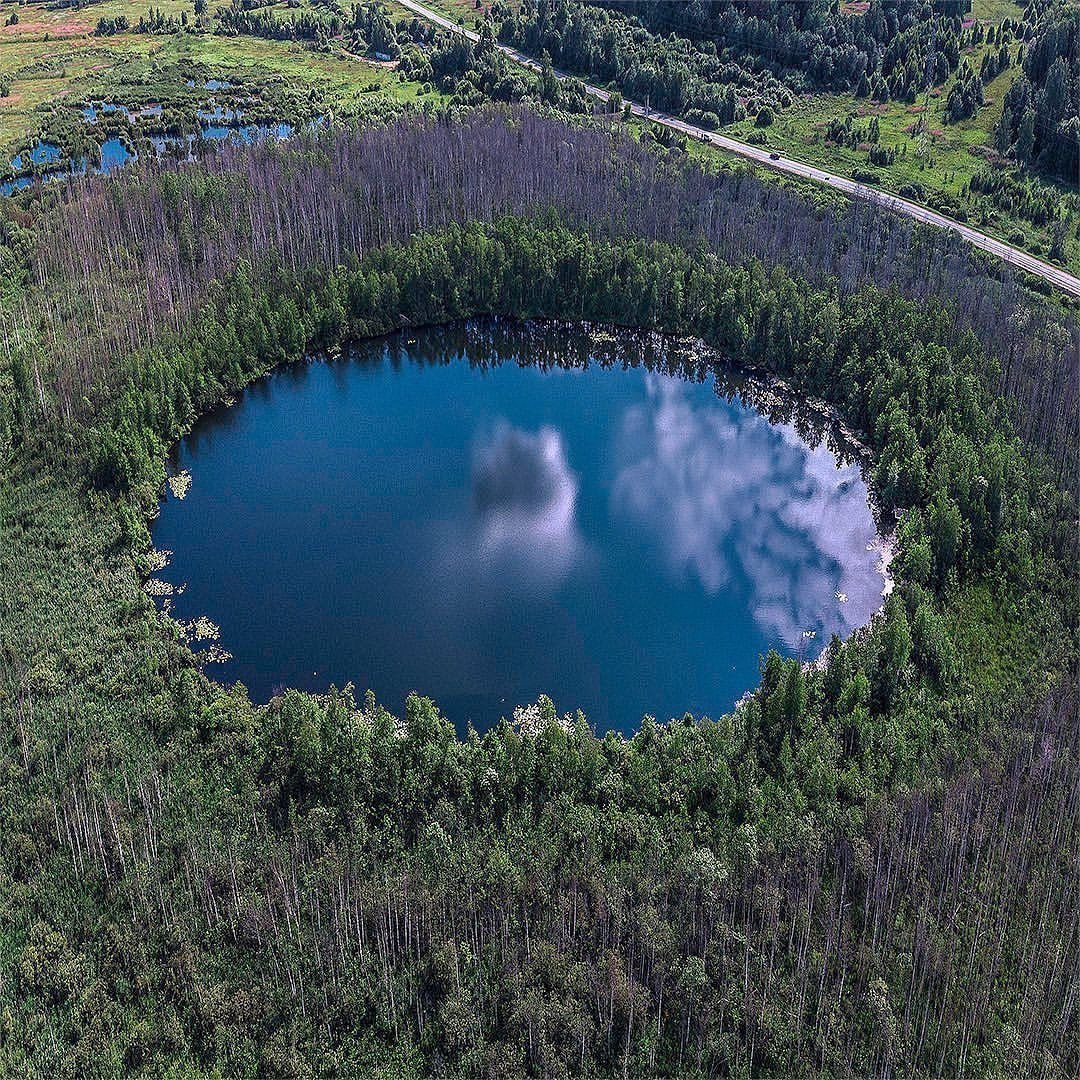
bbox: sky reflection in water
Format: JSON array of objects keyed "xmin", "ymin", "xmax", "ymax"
[
  {"xmin": 152, "ymin": 325, "xmax": 886, "ymax": 734},
  {"xmin": 612, "ymin": 374, "xmax": 883, "ymax": 649}
]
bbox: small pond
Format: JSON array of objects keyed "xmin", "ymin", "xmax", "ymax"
[{"xmin": 151, "ymin": 321, "xmax": 889, "ymax": 734}]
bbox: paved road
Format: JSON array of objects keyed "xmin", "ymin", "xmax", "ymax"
[{"xmin": 396, "ymin": 0, "xmax": 1080, "ymax": 298}]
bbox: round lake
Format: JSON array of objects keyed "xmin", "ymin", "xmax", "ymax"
[{"xmin": 151, "ymin": 321, "xmax": 888, "ymax": 734}]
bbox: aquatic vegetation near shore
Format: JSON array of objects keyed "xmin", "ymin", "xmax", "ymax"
[{"xmin": 167, "ymin": 470, "xmax": 191, "ymax": 499}]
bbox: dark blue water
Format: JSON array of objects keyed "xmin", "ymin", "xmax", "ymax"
[
  {"xmin": 100, "ymin": 137, "xmax": 134, "ymax": 170},
  {"xmin": 151, "ymin": 323, "xmax": 888, "ymax": 733}
]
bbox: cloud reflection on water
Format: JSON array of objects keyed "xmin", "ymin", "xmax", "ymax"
[
  {"xmin": 612, "ymin": 374, "xmax": 886, "ymax": 648},
  {"xmin": 438, "ymin": 420, "xmax": 586, "ymax": 596}
]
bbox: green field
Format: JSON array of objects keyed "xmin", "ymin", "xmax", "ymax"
[{"xmin": 0, "ymin": 0, "xmax": 442, "ymax": 162}]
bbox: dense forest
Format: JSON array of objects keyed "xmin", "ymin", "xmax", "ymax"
[
  {"xmin": 497, "ymin": 0, "xmax": 1015, "ymax": 122},
  {"xmin": 394, "ymin": 21, "xmax": 595, "ymax": 112},
  {"xmin": 996, "ymin": 6, "xmax": 1079, "ymax": 179},
  {"xmin": 1, "ymin": 108, "xmax": 1078, "ymax": 1074}
]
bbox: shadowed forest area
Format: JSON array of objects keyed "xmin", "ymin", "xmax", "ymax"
[{"xmin": 0, "ymin": 107, "xmax": 1077, "ymax": 1075}]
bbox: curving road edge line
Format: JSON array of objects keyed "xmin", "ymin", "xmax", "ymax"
[{"xmin": 395, "ymin": 0, "xmax": 1080, "ymax": 299}]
